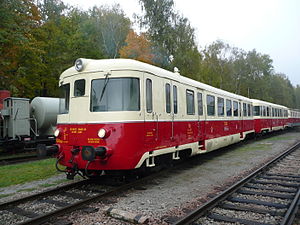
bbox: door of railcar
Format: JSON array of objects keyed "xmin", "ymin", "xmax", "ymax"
[
  {"xmin": 197, "ymin": 90, "xmax": 205, "ymax": 139},
  {"xmin": 144, "ymin": 73, "xmax": 159, "ymax": 147},
  {"xmin": 163, "ymin": 79, "xmax": 180, "ymax": 145}
]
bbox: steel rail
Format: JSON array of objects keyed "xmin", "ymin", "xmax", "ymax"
[
  {"xmin": 0, "ymin": 155, "xmax": 48, "ymax": 166},
  {"xmin": 16, "ymin": 172, "xmax": 167, "ymax": 225},
  {"xmin": 172, "ymin": 141, "xmax": 300, "ymax": 225},
  {"xmin": 0, "ymin": 179, "xmax": 90, "ymax": 209}
]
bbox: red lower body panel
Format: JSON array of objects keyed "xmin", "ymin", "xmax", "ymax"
[{"xmin": 56, "ymin": 119, "xmax": 255, "ymax": 171}]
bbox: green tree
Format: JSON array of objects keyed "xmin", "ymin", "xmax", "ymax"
[
  {"xmin": 0, "ymin": 0, "xmax": 42, "ymax": 97},
  {"xmin": 90, "ymin": 5, "xmax": 131, "ymax": 58},
  {"xmin": 138, "ymin": 0, "xmax": 201, "ymax": 76}
]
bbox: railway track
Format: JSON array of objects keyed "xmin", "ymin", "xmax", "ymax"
[
  {"xmin": 173, "ymin": 142, "xmax": 300, "ymax": 225},
  {"xmin": 0, "ymin": 170, "xmax": 162, "ymax": 225},
  {"xmin": 0, "ymin": 155, "xmax": 46, "ymax": 166}
]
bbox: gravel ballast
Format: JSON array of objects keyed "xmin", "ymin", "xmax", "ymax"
[{"xmin": 0, "ymin": 129, "xmax": 299, "ymax": 224}]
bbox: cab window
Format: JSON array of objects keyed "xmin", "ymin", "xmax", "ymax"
[{"xmin": 59, "ymin": 83, "xmax": 70, "ymax": 114}]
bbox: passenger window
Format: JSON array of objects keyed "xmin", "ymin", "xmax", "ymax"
[
  {"xmin": 186, "ymin": 90, "xmax": 195, "ymax": 115},
  {"xmin": 166, "ymin": 84, "xmax": 171, "ymax": 113},
  {"xmin": 207, "ymin": 95, "xmax": 215, "ymax": 116},
  {"xmin": 263, "ymin": 106, "xmax": 267, "ymax": 117},
  {"xmin": 248, "ymin": 104, "xmax": 251, "ymax": 117},
  {"xmin": 233, "ymin": 101, "xmax": 238, "ymax": 117},
  {"xmin": 173, "ymin": 86, "xmax": 178, "ymax": 114},
  {"xmin": 74, "ymin": 79, "xmax": 85, "ymax": 97},
  {"xmin": 197, "ymin": 92, "xmax": 203, "ymax": 116},
  {"xmin": 280, "ymin": 109, "xmax": 282, "ymax": 117},
  {"xmin": 226, "ymin": 99, "xmax": 232, "ymax": 116},
  {"xmin": 217, "ymin": 97, "xmax": 224, "ymax": 116},
  {"xmin": 243, "ymin": 103, "xmax": 247, "ymax": 116},
  {"xmin": 146, "ymin": 79, "xmax": 152, "ymax": 113},
  {"xmin": 254, "ymin": 106, "xmax": 260, "ymax": 116}
]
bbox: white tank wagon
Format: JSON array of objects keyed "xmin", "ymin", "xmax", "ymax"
[
  {"xmin": 30, "ymin": 97, "xmax": 59, "ymax": 137},
  {"xmin": 0, "ymin": 96, "xmax": 59, "ymax": 154}
]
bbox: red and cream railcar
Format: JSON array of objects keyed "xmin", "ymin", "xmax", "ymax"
[
  {"xmin": 54, "ymin": 58, "xmax": 256, "ymax": 179},
  {"xmin": 288, "ymin": 109, "xmax": 300, "ymax": 127},
  {"xmin": 252, "ymin": 99, "xmax": 288, "ymax": 133}
]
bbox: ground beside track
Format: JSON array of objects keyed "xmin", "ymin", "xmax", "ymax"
[
  {"xmin": 0, "ymin": 130, "xmax": 299, "ymax": 224},
  {"xmin": 62, "ymin": 130, "xmax": 300, "ymax": 225}
]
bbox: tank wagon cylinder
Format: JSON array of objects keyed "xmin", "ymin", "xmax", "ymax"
[{"xmin": 30, "ymin": 97, "xmax": 59, "ymax": 136}]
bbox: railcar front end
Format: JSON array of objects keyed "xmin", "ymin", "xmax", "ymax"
[{"xmin": 55, "ymin": 59, "xmax": 147, "ymax": 179}]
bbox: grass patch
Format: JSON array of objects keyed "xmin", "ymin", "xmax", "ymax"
[
  {"xmin": 0, "ymin": 193, "xmax": 12, "ymax": 199},
  {"xmin": 0, "ymin": 158, "xmax": 59, "ymax": 188},
  {"xmin": 265, "ymin": 135, "xmax": 297, "ymax": 141},
  {"xmin": 52, "ymin": 179, "xmax": 69, "ymax": 184},
  {"xmin": 236, "ymin": 143, "xmax": 270, "ymax": 152},
  {"xmin": 39, "ymin": 183, "xmax": 57, "ymax": 188},
  {"xmin": 17, "ymin": 188, "xmax": 37, "ymax": 193}
]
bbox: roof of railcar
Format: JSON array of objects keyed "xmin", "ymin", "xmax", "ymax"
[
  {"xmin": 60, "ymin": 58, "xmax": 251, "ymax": 102},
  {"xmin": 251, "ymin": 99, "xmax": 288, "ymax": 109}
]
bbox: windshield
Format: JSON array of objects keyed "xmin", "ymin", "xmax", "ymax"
[
  {"xmin": 91, "ymin": 78, "xmax": 140, "ymax": 112},
  {"xmin": 59, "ymin": 83, "xmax": 70, "ymax": 114}
]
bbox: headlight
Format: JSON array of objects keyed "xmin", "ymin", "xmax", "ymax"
[
  {"xmin": 54, "ymin": 129, "xmax": 60, "ymax": 137},
  {"xmin": 98, "ymin": 128, "xmax": 107, "ymax": 138},
  {"xmin": 75, "ymin": 58, "xmax": 84, "ymax": 71}
]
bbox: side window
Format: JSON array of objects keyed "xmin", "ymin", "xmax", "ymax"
[
  {"xmin": 207, "ymin": 95, "xmax": 215, "ymax": 116},
  {"xmin": 59, "ymin": 83, "xmax": 70, "ymax": 114},
  {"xmin": 146, "ymin": 79, "xmax": 152, "ymax": 113},
  {"xmin": 197, "ymin": 92, "xmax": 203, "ymax": 116},
  {"xmin": 186, "ymin": 90, "xmax": 195, "ymax": 115},
  {"xmin": 165, "ymin": 83, "xmax": 171, "ymax": 113},
  {"xmin": 263, "ymin": 106, "xmax": 266, "ymax": 117},
  {"xmin": 226, "ymin": 99, "xmax": 232, "ymax": 117},
  {"xmin": 248, "ymin": 104, "xmax": 251, "ymax": 117},
  {"xmin": 74, "ymin": 79, "xmax": 85, "ymax": 97},
  {"xmin": 254, "ymin": 106, "xmax": 260, "ymax": 116},
  {"xmin": 233, "ymin": 101, "xmax": 238, "ymax": 117},
  {"xmin": 173, "ymin": 86, "xmax": 178, "ymax": 114},
  {"xmin": 272, "ymin": 108, "xmax": 275, "ymax": 117},
  {"xmin": 243, "ymin": 103, "xmax": 247, "ymax": 116},
  {"xmin": 217, "ymin": 97, "xmax": 224, "ymax": 116}
]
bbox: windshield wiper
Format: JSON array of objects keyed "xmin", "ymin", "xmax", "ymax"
[{"xmin": 99, "ymin": 72, "xmax": 110, "ymax": 102}]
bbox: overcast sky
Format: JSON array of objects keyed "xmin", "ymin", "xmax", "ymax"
[{"xmin": 62, "ymin": 0, "xmax": 300, "ymax": 86}]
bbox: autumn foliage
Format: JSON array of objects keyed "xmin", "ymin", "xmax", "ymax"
[
  {"xmin": 119, "ymin": 30, "xmax": 154, "ymax": 64},
  {"xmin": 0, "ymin": 0, "xmax": 300, "ymax": 108}
]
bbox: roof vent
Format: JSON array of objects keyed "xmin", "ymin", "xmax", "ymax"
[{"xmin": 174, "ymin": 67, "xmax": 180, "ymax": 75}]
